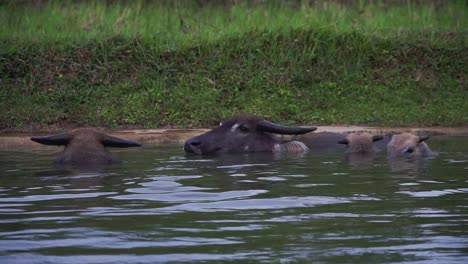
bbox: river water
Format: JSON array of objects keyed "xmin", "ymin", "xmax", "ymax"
[{"xmin": 0, "ymin": 135, "xmax": 467, "ymax": 263}]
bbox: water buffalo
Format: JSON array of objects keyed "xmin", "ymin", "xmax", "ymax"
[
  {"xmin": 184, "ymin": 114, "xmax": 317, "ymax": 154},
  {"xmin": 31, "ymin": 127, "xmax": 141, "ymax": 164},
  {"xmin": 387, "ymin": 132, "xmax": 434, "ymax": 158},
  {"xmin": 298, "ymin": 132, "xmax": 346, "ymax": 153},
  {"xmin": 338, "ymin": 132, "xmax": 384, "ymax": 154},
  {"xmin": 298, "ymin": 131, "xmax": 383, "ymax": 154}
]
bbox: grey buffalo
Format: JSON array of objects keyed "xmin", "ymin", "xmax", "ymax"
[
  {"xmin": 31, "ymin": 127, "xmax": 141, "ymax": 164},
  {"xmin": 387, "ymin": 132, "xmax": 434, "ymax": 157},
  {"xmin": 184, "ymin": 114, "xmax": 317, "ymax": 154},
  {"xmin": 298, "ymin": 131, "xmax": 384, "ymax": 154},
  {"xmin": 299, "ymin": 132, "xmax": 347, "ymax": 153}
]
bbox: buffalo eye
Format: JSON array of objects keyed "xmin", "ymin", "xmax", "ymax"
[
  {"xmin": 405, "ymin": 147, "xmax": 415, "ymax": 153},
  {"xmin": 238, "ymin": 125, "xmax": 249, "ymax": 133}
]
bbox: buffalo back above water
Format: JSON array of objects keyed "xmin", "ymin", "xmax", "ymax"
[{"xmin": 298, "ymin": 131, "xmax": 384, "ymax": 154}]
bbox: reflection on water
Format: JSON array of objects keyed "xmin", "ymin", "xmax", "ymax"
[
  {"xmin": 345, "ymin": 152, "xmax": 378, "ymax": 168},
  {"xmin": 0, "ymin": 136, "xmax": 468, "ymax": 263},
  {"xmin": 388, "ymin": 156, "xmax": 430, "ymax": 178}
]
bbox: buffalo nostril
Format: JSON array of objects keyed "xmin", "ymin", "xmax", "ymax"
[
  {"xmin": 184, "ymin": 137, "xmax": 203, "ymax": 154},
  {"xmin": 190, "ymin": 141, "xmax": 201, "ymax": 147}
]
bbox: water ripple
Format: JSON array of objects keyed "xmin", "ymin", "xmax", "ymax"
[
  {"xmin": 0, "ymin": 252, "xmax": 262, "ymax": 264},
  {"xmin": 257, "ymin": 176, "xmax": 286, "ymax": 181},
  {"xmin": 1, "ymin": 136, "xmax": 467, "ymax": 263},
  {"xmin": 84, "ymin": 196, "xmax": 379, "ymax": 216},
  {"xmin": 125, "ymin": 180, "xmax": 213, "ymax": 194},
  {"xmin": 397, "ymin": 188, "xmax": 468, "ymax": 197},
  {"xmin": 217, "ymin": 163, "xmax": 269, "ymax": 169},
  {"xmin": 0, "ymin": 192, "xmax": 117, "ymax": 202},
  {"xmin": 111, "ymin": 189, "xmax": 268, "ymax": 202},
  {"xmin": 0, "ymin": 236, "xmax": 241, "ymax": 251}
]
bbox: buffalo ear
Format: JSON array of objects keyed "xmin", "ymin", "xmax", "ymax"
[
  {"xmin": 418, "ymin": 135, "xmax": 429, "ymax": 143},
  {"xmin": 387, "ymin": 131, "xmax": 397, "ymax": 138},
  {"xmin": 338, "ymin": 139, "xmax": 349, "ymax": 145},
  {"xmin": 30, "ymin": 133, "xmax": 71, "ymax": 146},
  {"xmin": 372, "ymin": 135, "xmax": 384, "ymax": 142},
  {"xmin": 102, "ymin": 135, "xmax": 142, "ymax": 148}
]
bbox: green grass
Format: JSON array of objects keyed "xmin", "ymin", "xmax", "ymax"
[{"xmin": 0, "ymin": 1, "xmax": 467, "ymax": 130}]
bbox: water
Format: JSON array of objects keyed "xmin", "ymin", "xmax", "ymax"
[{"xmin": 0, "ymin": 135, "xmax": 467, "ymax": 263}]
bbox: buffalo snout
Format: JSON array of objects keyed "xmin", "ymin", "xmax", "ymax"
[{"xmin": 184, "ymin": 136, "xmax": 202, "ymax": 154}]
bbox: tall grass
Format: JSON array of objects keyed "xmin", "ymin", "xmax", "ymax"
[
  {"xmin": 0, "ymin": 1, "xmax": 466, "ymax": 130},
  {"xmin": 1, "ymin": 1, "xmax": 465, "ymax": 44}
]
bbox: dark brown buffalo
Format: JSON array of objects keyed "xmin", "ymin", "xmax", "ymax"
[
  {"xmin": 184, "ymin": 114, "xmax": 317, "ymax": 154},
  {"xmin": 31, "ymin": 127, "xmax": 141, "ymax": 164}
]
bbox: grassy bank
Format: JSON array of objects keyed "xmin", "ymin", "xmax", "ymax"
[{"xmin": 1, "ymin": 1, "xmax": 467, "ymax": 130}]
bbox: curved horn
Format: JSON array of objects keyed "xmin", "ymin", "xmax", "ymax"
[
  {"xmin": 102, "ymin": 135, "xmax": 142, "ymax": 148},
  {"xmin": 31, "ymin": 133, "xmax": 71, "ymax": 146},
  {"xmin": 257, "ymin": 120, "xmax": 317, "ymax": 135}
]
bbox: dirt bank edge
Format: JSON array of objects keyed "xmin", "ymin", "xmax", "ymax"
[{"xmin": 1, "ymin": 126, "xmax": 467, "ymax": 152}]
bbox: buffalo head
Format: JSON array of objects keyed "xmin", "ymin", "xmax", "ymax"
[
  {"xmin": 184, "ymin": 114, "xmax": 317, "ymax": 154},
  {"xmin": 31, "ymin": 127, "xmax": 141, "ymax": 164},
  {"xmin": 387, "ymin": 132, "xmax": 434, "ymax": 158},
  {"xmin": 338, "ymin": 132, "xmax": 383, "ymax": 154}
]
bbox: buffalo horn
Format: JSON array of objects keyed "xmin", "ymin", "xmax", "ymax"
[
  {"xmin": 30, "ymin": 133, "xmax": 71, "ymax": 146},
  {"xmin": 257, "ymin": 120, "xmax": 317, "ymax": 135},
  {"xmin": 102, "ymin": 135, "xmax": 142, "ymax": 148}
]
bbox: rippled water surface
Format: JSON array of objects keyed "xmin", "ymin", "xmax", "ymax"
[{"xmin": 1, "ymin": 136, "xmax": 467, "ymax": 263}]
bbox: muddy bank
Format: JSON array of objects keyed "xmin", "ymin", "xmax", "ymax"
[
  {"xmin": 1, "ymin": 127, "xmax": 467, "ymax": 152},
  {"xmin": 0, "ymin": 129, "xmax": 206, "ymax": 152}
]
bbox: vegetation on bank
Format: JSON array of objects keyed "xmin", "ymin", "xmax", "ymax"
[{"xmin": 1, "ymin": 0, "xmax": 466, "ymax": 130}]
